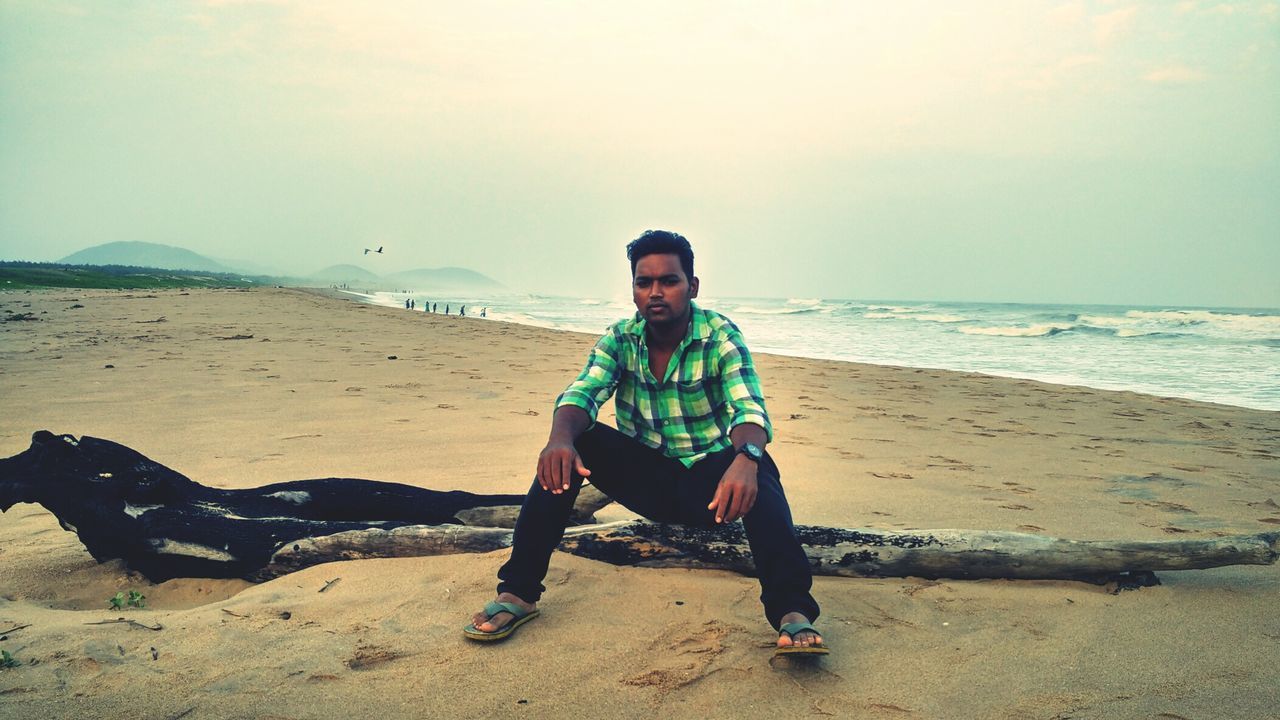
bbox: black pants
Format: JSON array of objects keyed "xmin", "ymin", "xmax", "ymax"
[{"xmin": 496, "ymin": 424, "xmax": 820, "ymax": 630}]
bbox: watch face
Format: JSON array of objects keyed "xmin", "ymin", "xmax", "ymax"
[{"xmin": 742, "ymin": 443, "xmax": 763, "ymax": 460}]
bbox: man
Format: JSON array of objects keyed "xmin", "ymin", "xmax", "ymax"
[{"xmin": 465, "ymin": 230, "xmax": 825, "ymax": 655}]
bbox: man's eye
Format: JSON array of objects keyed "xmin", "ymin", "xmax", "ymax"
[{"xmin": 635, "ymin": 280, "xmax": 650, "ymax": 287}]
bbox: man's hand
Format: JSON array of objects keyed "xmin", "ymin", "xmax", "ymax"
[
  {"xmin": 537, "ymin": 441, "xmax": 590, "ymax": 495},
  {"xmin": 536, "ymin": 406, "xmax": 593, "ymax": 495},
  {"xmin": 707, "ymin": 456, "xmax": 758, "ymax": 523}
]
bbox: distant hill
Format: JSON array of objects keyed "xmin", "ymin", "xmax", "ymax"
[
  {"xmin": 60, "ymin": 242, "xmax": 232, "ymax": 273},
  {"xmin": 307, "ymin": 264, "xmax": 383, "ymax": 284},
  {"xmin": 52, "ymin": 243, "xmax": 504, "ymax": 291},
  {"xmin": 383, "ymin": 267, "xmax": 504, "ymax": 291}
]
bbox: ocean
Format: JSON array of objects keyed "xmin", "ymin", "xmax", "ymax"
[{"xmin": 348, "ymin": 291, "xmax": 1280, "ymax": 412}]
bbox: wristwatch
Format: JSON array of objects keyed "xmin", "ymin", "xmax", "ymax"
[{"xmin": 736, "ymin": 443, "xmax": 763, "ymax": 463}]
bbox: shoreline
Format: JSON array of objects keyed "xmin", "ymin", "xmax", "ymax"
[
  {"xmin": 2, "ymin": 286, "xmax": 1278, "ymax": 718},
  {"xmin": 329, "ymin": 285, "xmax": 1279, "ymax": 413}
]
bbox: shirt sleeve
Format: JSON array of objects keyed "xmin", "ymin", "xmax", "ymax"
[
  {"xmin": 716, "ymin": 332, "xmax": 774, "ymax": 442},
  {"xmin": 554, "ymin": 330, "xmax": 623, "ymax": 422}
]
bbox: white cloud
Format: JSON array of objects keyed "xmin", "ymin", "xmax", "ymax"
[
  {"xmin": 1049, "ymin": 2, "xmax": 1087, "ymax": 26},
  {"xmin": 1145, "ymin": 63, "xmax": 1209, "ymax": 84},
  {"xmin": 1093, "ymin": 6, "xmax": 1138, "ymax": 45},
  {"xmin": 1179, "ymin": 1, "xmax": 1278, "ymax": 16}
]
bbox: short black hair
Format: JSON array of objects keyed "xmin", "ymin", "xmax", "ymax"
[{"xmin": 626, "ymin": 229, "xmax": 694, "ymax": 280}]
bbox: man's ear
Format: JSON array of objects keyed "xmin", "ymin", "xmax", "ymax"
[{"xmin": 689, "ymin": 276, "xmax": 699, "ymax": 298}]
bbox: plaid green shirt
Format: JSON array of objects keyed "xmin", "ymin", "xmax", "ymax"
[{"xmin": 555, "ymin": 303, "xmax": 773, "ymax": 467}]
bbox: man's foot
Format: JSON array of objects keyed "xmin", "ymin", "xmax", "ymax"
[
  {"xmin": 469, "ymin": 592, "xmax": 536, "ymax": 634},
  {"xmin": 776, "ymin": 611, "xmax": 827, "ymax": 654}
]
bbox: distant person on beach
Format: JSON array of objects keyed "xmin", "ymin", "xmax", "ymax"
[
  {"xmin": 445, "ymin": 304, "xmax": 450, "ymax": 315},
  {"xmin": 460, "ymin": 306, "xmax": 466, "ymax": 317},
  {"xmin": 432, "ymin": 303, "xmax": 437, "ymax": 313},
  {"xmin": 464, "ymin": 230, "xmax": 825, "ymax": 656},
  {"xmin": 481, "ymin": 307, "xmax": 487, "ymax": 318}
]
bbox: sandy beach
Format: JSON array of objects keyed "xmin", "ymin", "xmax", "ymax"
[{"xmin": 1, "ymin": 286, "xmax": 1277, "ymax": 719}]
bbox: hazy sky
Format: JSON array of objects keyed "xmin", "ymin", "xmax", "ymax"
[{"xmin": 2, "ymin": 1, "xmax": 1277, "ymax": 307}]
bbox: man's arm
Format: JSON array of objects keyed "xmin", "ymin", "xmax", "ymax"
[
  {"xmin": 707, "ymin": 422, "xmax": 768, "ymax": 523},
  {"xmin": 539, "ymin": 331, "xmax": 623, "ymax": 495},
  {"xmin": 537, "ymin": 406, "xmax": 593, "ymax": 495},
  {"xmin": 716, "ymin": 325, "xmax": 774, "ymax": 442},
  {"xmin": 707, "ymin": 329, "xmax": 774, "ymax": 523}
]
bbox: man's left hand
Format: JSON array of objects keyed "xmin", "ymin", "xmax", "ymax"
[{"xmin": 707, "ymin": 457, "xmax": 758, "ymax": 523}]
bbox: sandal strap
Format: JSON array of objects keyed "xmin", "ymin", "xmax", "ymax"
[
  {"xmin": 483, "ymin": 601, "xmax": 529, "ymax": 620},
  {"xmin": 778, "ymin": 621, "xmax": 820, "ymax": 638}
]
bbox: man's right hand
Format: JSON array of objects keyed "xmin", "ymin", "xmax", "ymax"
[{"xmin": 536, "ymin": 442, "xmax": 590, "ymax": 495}]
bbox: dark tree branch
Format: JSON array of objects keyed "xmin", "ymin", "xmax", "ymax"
[{"xmin": 4, "ymin": 432, "xmax": 1276, "ymax": 585}]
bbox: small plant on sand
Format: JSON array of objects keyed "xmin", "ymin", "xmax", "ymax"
[
  {"xmin": 0, "ymin": 650, "xmax": 19, "ymax": 669},
  {"xmin": 108, "ymin": 590, "xmax": 147, "ymax": 610}
]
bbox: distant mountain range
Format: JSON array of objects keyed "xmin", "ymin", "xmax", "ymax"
[
  {"xmin": 61, "ymin": 241, "xmax": 234, "ymax": 274},
  {"xmin": 56, "ymin": 241, "xmax": 504, "ymax": 291}
]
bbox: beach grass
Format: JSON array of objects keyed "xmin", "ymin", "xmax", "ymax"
[{"xmin": 0, "ymin": 262, "xmax": 260, "ymax": 290}]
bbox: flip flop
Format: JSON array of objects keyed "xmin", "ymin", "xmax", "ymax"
[
  {"xmin": 463, "ymin": 601, "xmax": 540, "ymax": 642},
  {"xmin": 774, "ymin": 621, "xmax": 829, "ymax": 656}
]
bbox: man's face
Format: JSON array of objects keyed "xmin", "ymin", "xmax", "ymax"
[{"xmin": 632, "ymin": 252, "xmax": 699, "ymax": 329}]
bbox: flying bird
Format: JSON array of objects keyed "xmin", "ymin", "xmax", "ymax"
[{"xmin": 364, "ymin": 246, "xmax": 384, "ymax": 255}]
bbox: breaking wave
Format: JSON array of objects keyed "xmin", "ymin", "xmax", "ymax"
[
  {"xmin": 960, "ymin": 323, "xmax": 1075, "ymax": 337},
  {"xmin": 733, "ymin": 305, "xmax": 824, "ymax": 316},
  {"xmin": 862, "ymin": 306, "xmax": 968, "ymax": 323},
  {"xmin": 1122, "ymin": 309, "xmax": 1280, "ymax": 335}
]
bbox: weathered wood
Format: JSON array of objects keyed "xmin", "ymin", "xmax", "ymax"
[
  {"xmin": 0, "ymin": 431, "xmax": 530, "ymax": 581},
  {"xmin": 452, "ymin": 485, "xmax": 611, "ymax": 528},
  {"xmin": 4, "ymin": 431, "xmax": 1277, "ymax": 585},
  {"xmin": 254, "ymin": 519, "xmax": 1279, "ymax": 583}
]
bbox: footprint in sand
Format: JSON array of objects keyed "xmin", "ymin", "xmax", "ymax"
[
  {"xmin": 869, "ymin": 472, "xmax": 913, "ymax": 479},
  {"xmin": 622, "ymin": 620, "xmax": 736, "ymax": 692},
  {"xmin": 928, "ymin": 456, "xmax": 975, "ymax": 472},
  {"xmin": 344, "ymin": 645, "xmax": 405, "ymax": 670}
]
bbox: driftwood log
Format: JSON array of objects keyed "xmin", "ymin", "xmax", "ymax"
[{"xmin": 3, "ymin": 431, "xmax": 1277, "ymax": 585}]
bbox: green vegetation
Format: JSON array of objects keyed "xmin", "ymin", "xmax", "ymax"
[
  {"xmin": 0, "ymin": 650, "xmax": 19, "ymax": 669},
  {"xmin": 109, "ymin": 590, "xmax": 147, "ymax": 610},
  {"xmin": 0, "ymin": 261, "xmax": 260, "ymax": 290}
]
